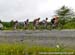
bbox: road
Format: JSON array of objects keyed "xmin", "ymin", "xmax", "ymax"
[{"xmin": 0, "ymin": 29, "xmax": 75, "ymax": 48}]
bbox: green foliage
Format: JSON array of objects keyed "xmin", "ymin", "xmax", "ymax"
[
  {"xmin": 0, "ymin": 43, "xmax": 74, "ymax": 55},
  {"xmin": 2, "ymin": 22, "xmax": 11, "ymax": 28},
  {"xmin": 56, "ymin": 6, "xmax": 71, "ymax": 16},
  {"xmin": 1, "ymin": 21, "xmax": 75, "ymax": 30},
  {"xmin": 1, "ymin": 22, "xmax": 52, "ymax": 30},
  {"xmin": 63, "ymin": 22, "xmax": 75, "ymax": 29},
  {"xmin": 56, "ymin": 6, "xmax": 75, "ymax": 25},
  {"xmin": 28, "ymin": 22, "xmax": 34, "ymax": 30}
]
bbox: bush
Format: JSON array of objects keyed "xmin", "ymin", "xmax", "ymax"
[{"xmin": 63, "ymin": 22, "xmax": 75, "ymax": 29}]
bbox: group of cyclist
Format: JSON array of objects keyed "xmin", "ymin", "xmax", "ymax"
[{"xmin": 0, "ymin": 15, "xmax": 59, "ymax": 30}]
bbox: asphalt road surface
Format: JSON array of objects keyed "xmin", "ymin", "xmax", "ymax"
[{"xmin": 0, "ymin": 29, "xmax": 75, "ymax": 48}]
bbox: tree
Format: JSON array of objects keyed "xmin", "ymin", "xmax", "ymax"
[
  {"xmin": 56, "ymin": 6, "xmax": 75, "ymax": 25},
  {"xmin": 10, "ymin": 20, "xmax": 14, "ymax": 28}
]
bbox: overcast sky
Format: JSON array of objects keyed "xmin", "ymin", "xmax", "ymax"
[{"xmin": 0, "ymin": 0, "xmax": 75, "ymax": 22}]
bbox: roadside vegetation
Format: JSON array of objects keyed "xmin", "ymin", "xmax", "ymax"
[{"xmin": 0, "ymin": 43, "xmax": 74, "ymax": 55}]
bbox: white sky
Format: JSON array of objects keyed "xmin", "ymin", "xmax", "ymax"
[{"xmin": 0, "ymin": 0, "xmax": 75, "ymax": 22}]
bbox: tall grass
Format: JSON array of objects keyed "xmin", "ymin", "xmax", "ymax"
[{"xmin": 0, "ymin": 43, "xmax": 74, "ymax": 55}]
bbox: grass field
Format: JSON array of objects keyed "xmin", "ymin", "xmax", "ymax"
[{"xmin": 0, "ymin": 43, "xmax": 74, "ymax": 55}]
